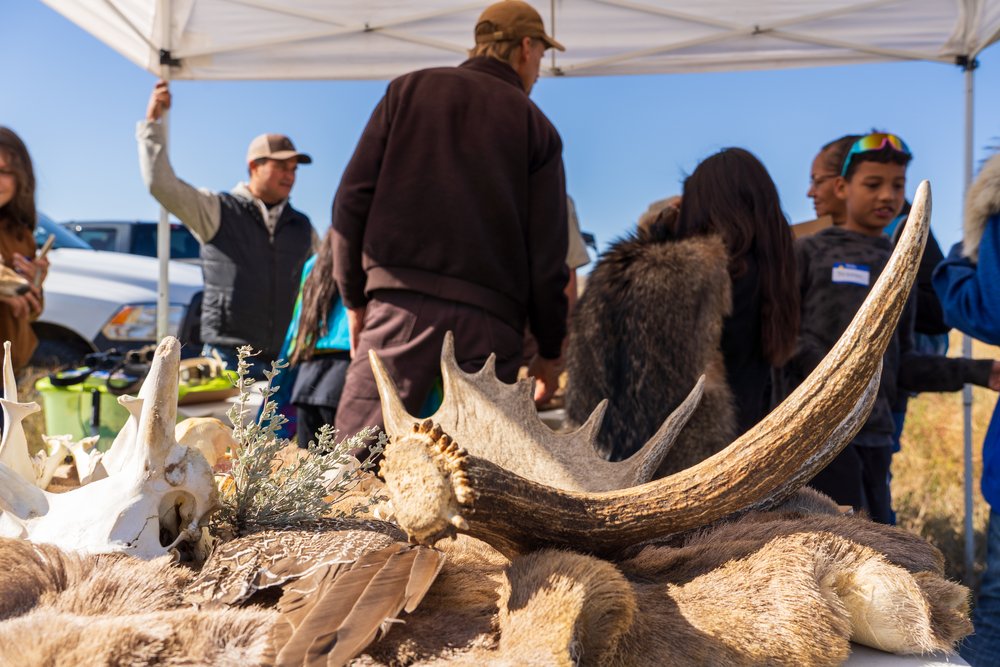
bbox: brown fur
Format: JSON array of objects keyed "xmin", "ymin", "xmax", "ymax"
[
  {"xmin": 0, "ymin": 538, "xmax": 275, "ymax": 665},
  {"xmin": 565, "ymin": 230, "xmax": 737, "ymax": 476},
  {"xmin": 0, "ymin": 505, "xmax": 970, "ymax": 666}
]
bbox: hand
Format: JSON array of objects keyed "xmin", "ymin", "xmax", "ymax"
[
  {"xmin": 347, "ymin": 306, "xmax": 366, "ymax": 359},
  {"xmin": 527, "ymin": 354, "xmax": 563, "ymax": 406},
  {"xmin": 13, "ymin": 252, "xmax": 47, "ymax": 286},
  {"xmin": 0, "ymin": 291, "xmax": 41, "ymax": 319},
  {"xmin": 989, "ymin": 361, "xmax": 1000, "ymax": 392},
  {"xmin": 146, "ymin": 80, "xmax": 171, "ymax": 122}
]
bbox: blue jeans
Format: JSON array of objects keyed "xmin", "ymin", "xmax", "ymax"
[{"xmin": 962, "ymin": 509, "xmax": 1000, "ymax": 667}]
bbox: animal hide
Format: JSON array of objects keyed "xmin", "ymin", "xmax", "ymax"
[
  {"xmin": 0, "ymin": 538, "xmax": 275, "ymax": 666},
  {"xmin": 330, "ymin": 507, "xmax": 970, "ymax": 666},
  {"xmin": 566, "ymin": 224, "xmax": 737, "ymax": 475}
]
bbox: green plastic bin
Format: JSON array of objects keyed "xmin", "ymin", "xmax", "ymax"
[{"xmin": 34, "ymin": 376, "xmax": 130, "ymax": 452}]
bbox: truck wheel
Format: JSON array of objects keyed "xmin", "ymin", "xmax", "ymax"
[{"xmin": 30, "ymin": 339, "xmax": 93, "ymax": 370}]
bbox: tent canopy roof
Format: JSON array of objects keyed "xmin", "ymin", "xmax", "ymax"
[{"xmin": 41, "ymin": 0, "xmax": 1000, "ymax": 81}]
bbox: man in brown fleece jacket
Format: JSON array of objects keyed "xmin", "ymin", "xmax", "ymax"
[{"xmin": 331, "ymin": 1, "xmax": 570, "ymax": 449}]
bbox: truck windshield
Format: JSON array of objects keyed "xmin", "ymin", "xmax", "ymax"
[{"xmin": 36, "ymin": 214, "xmax": 94, "ymax": 250}]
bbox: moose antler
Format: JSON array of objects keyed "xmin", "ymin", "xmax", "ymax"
[
  {"xmin": 372, "ymin": 333, "xmax": 706, "ymax": 492},
  {"xmin": 381, "ymin": 181, "xmax": 931, "ymax": 558}
]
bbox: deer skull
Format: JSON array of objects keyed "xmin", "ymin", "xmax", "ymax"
[{"xmin": 0, "ymin": 337, "xmax": 218, "ymax": 559}]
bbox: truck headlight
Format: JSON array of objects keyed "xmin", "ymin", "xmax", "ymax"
[{"xmin": 101, "ymin": 304, "xmax": 185, "ymax": 341}]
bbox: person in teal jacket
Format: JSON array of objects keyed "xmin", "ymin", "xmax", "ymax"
[
  {"xmin": 934, "ymin": 151, "xmax": 1000, "ymax": 667},
  {"xmin": 277, "ymin": 230, "xmax": 351, "ymax": 448}
]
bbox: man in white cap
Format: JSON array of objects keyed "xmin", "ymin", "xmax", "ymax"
[
  {"xmin": 138, "ymin": 80, "xmax": 315, "ymax": 376},
  {"xmin": 331, "ymin": 0, "xmax": 569, "ymax": 454}
]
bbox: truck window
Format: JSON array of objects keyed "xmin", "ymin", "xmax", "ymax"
[
  {"xmin": 76, "ymin": 228, "xmax": 118, "ymax": 252},
  {"xmin": 132, "ymin": 224, "xmax": 201, "ymax": 260}
]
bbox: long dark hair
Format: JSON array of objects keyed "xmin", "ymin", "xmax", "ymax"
[
  {"xmin": 291, "ymin": 228, "xmax": 336, "ymax": 364},
  {"xmin": 674, "ymin": 147, "xmax": 799, "ymax": 365},
  {"xmin": 0, "ymin": 127, "xmax": 37, "ymax": 230}
]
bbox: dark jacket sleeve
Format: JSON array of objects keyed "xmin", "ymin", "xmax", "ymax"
[
  {"xmin": 912, "ymin": 228, "xmax": 949, "ymax": 335},
  {"xmin": 524, "ymin": 115, "xmax": 569, "ymax": 359},
  {"xmin": 933, "ymin": 217, "xmax": 1000, "ymax": 346},
  {"xmin": 898, "ymin": 289, "xmax": 994, "ymax": 391},
  {"xmin": 332, "ymin": 91, "xmax": 392, "ymax": 310}
]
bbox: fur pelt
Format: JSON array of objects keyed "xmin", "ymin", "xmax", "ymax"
[
  {"xmin": 0, "ymin": 501, "xmax": 970, "ymax": 666},
  {"xmin": 0, "ymin": 538, "xmax": 276, "ymax": 665},
  {"xmin": 964, "ymin": 151, "xmax": 1000, "ymax": 261},
  {"xmin": 354, "ymin": 503, "xmax": 968, "ymax": 666},
  {"xmin": 565, "ymin": 222, "xmax": 736, "ymax": 475}
]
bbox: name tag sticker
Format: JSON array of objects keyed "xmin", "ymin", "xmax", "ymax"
[{"xmin": 831, "ymin": 263, "xmax": 871, "ymax": 286}]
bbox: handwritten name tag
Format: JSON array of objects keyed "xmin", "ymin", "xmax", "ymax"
[{"xmin": 831, "ymin": 262, "xmax": 871, "ymax": 287}]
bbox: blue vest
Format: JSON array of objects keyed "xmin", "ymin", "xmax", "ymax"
[{"xmin": 200, "ymin": 193, "xmax": 312, "ymax": 358}]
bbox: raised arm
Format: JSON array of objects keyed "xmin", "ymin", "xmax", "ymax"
[{"xmin": 136, "ymin": 80, "xmax": 221, "ymax": 244}]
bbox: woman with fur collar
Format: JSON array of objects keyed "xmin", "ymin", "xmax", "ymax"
[{"xmin": 934, "ymin": 151, "xmax": 1000, "ymax": 667}]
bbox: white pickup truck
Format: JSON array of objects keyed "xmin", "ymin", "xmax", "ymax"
[{"xmin": 30, "ymin": 215, "xmax": 204, "ymax": 366}]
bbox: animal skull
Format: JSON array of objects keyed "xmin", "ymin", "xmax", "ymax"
[{"xmin": 0, "ymin": 337, "xmax": 218, "ymax": 558}]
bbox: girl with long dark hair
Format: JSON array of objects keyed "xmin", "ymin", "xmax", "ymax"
[
  {"xmin": 675, "ymin": 147, "xmax": 800, "ymax": 433},
  {"xmin": 566, "ymin": 147, "xmax": 799, "ymax": 475},
  {"xmin": 0, "ymin": 127, "xmax": 47, "ymax": 371}
]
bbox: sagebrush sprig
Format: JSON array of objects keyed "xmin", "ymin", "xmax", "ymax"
[{"xmin": 214, "ymin": 346, "xmax": 386, "ymax": 536}]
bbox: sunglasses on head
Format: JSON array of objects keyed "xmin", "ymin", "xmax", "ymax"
[{"xmin": 841, "ymin": 133, "xmax": 912, "ymax": 176}]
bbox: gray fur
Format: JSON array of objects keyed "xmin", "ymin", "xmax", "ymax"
[
  {"xmin": 964, "ymin": 152, "xmax": 1000, "ymax": 261},
  {"xmin": 566, "ymin": 226, "xmax": 737, "ymax": 476}
]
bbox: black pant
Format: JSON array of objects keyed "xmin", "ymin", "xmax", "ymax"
[
  {"xmin": 809, "ymin": 443, "xmax": 894, "ymax": 524},
  {"xmin": 334, "ymin": 290, "xmax": 523, "ymax": 457}
]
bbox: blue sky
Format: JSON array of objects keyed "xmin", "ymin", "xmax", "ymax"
[{"xmin": 4, "ymin": 2, "xmax": 1000, "ymax": 258}]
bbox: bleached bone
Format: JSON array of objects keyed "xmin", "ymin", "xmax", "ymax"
[
  {"xmin": 0, "ymin": 341, "xmax": 41, "ymax": 483},
  {"xmin": 379, "ymin": 181, "xmax": 932, "ymax": 556},
  {"xmin": 34, "ymin": 436, "xmax": 71, "ymax": 489},
  {"xmin": 34, "ymin": 435, "xmax": 105, "ymax": 489},
  {"xmin": 99, "ymin": 394, "xmax": 144, "ymax": 477},
  {"xmin": 0, "ymin": 265, "xmax": 30, "ymax": 297},
  {"xmin": 175, "ymin": 417, "xmax": 234, "ymax": 468},
  {"xmin": 372, "ymin": 336, "xmax": 704, "ymax": 492},
  {"xmin": 0, "ymin": 337, "xmax": 218, "ymax": 558}
]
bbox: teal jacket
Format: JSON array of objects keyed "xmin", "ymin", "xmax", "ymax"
[{"xmin": 279, "ymin": 254, "xmax": 350, "ymax": 362}]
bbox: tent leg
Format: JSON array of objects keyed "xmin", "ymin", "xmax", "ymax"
[
  {"xmin": 962, "ymin": 63, "xmax": 975, "ymax": 587},
  {"xmin": 155, "ymin": 0, "xmax": 173, "ymax": 342},
  {"xmin": 156, "ymin": 111, "xmax": 170, "ymax": 341}
]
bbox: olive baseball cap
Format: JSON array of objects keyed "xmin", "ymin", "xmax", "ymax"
[
  {"xmin": 246, "ymin": 133, "xmax": 312, "ymax": 164},
  {"xmin": 475, "ymin": 1, "xmax": 565, "ymax": 51}
]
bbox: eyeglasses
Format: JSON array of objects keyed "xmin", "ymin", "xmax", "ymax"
[
  {"xmin": 809, "ymin": 173, "xmax": 839, "ymax": 188},
  {"xmin": 840, "ymin": 133, "xmax": 912, "ymax": 176}
]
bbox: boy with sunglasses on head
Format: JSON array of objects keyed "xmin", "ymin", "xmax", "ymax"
[{"xmin": 778, "ymin": 132, "xmax": 1000, "ymax": 524}]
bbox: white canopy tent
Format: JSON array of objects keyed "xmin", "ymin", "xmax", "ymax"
[
  {"xmin": 34, "ymin": 0, "xmax": 1000, "ymax": 78},
  {"xmin": 40, "ymin": 0, "xmax": 1000, "ymax": 580}
]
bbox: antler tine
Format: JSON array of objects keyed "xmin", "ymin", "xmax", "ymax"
[
  {"xmin": 382, "ymin": 181, "xmax": 932, "ymax": 556},
  {"xmin": 371, "ymin": 348, "xmax": 419, "ymax": 436}
]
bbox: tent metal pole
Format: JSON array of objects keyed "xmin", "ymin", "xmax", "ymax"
[
  {"xmin": 156, "ymin": 0, "xmax": 172, "ymax": 342},
  {"xmin": 962, "ymin": 61, "xmax": 975, "ymax": 586}
]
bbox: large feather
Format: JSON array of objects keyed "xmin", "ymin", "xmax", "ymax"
[
  {"xmin": 273, "ymin": 544, "xmax": 445, "ymax": 666},
  {"xmin": 186, "ymin": 522, "xmax": 404, "ymax": 606}
]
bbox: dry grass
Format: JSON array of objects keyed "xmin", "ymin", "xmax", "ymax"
[
  {"xmin": 18, "ymin": 366, "xmax": 52, "ymax": 457},
  {"xmin": 893, "ymin": 332, "xmax": 999, "ymax": 588}
]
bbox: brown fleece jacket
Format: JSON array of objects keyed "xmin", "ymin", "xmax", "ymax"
[{"xmin": 331, "ymin": 56, "xmax": 568, "ymax": 358}]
